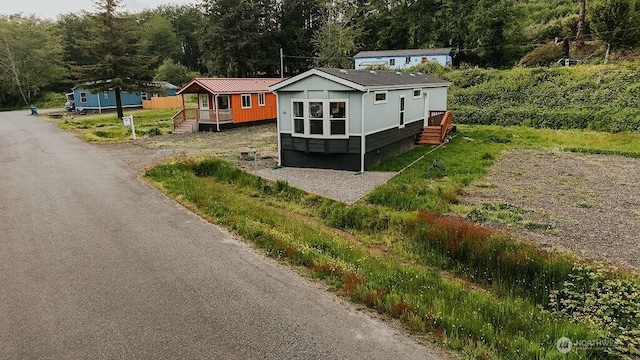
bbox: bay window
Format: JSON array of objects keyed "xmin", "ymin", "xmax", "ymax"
[{"xmin": 291, "ymin": 99, "xmax": 348, "ymax": 138}]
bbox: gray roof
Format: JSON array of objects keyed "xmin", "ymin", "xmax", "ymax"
[
  {"xmin": 353, "ymin": 48, "xmax": 452, "ymax": 59},
  {"xmin": 317, "ymin": 68, "xmax": 449, "ymax": 87}
]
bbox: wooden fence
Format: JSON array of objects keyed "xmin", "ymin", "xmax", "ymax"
[{"xmin": 143, "ymin": 96, "xmax": 182, "ymax": 109}]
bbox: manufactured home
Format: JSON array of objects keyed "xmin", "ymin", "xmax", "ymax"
[
  {"xmin": 354, "ymin": 48, "xmax": 453, "ymax": 70},
  {"xmin": 172, "ymin": 78, "xmax": 282, "ymax": 133},
  {"xmin": 269, "ymin": 68, "xmax": 452, "ymax": 172},
  {"xmin": 69, "ymin": 81, "xmax": 177, "ymax": 113}
]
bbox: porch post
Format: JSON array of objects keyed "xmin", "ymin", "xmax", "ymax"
[
  {"xmin": 181, "ymin": 94, "xmax": 186, "ymax": 121},
  {"xmin": 215, "ymin": 94, "xmax": 220, "ymax": 132}
]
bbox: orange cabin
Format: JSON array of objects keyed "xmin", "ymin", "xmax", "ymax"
[{"xmin": 172, "ymin": 78, "xmax": 282, "ymax": 133}]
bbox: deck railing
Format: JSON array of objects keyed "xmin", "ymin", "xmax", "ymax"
[
  {"xmin": 427, "ymin": 111, "xmax": 446, "ymax": 126},
  {"xmin": 172, "ymin": 108, "xmax": 197, "ymax": 130},
  {"xmin": 439, "ymin": 111, "xmax": 453, "ymax": 141},
  {"xmin": 197, "ymin": 109, "xmax": 233, "ymax": 123}
]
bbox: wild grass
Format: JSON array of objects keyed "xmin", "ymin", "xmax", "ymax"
[
  {"xmin": 145, "ymin": 158, "xmax": 615, "ymax": 359},
  {"xmin": 56, "ymin": 108, "xmax": 176, "ymax": 142}
]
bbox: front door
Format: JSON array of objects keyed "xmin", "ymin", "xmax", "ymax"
[
  {"xmin": 423, "ymin": 91, "xmax": 430, "ymax": 127},
  {"xmin": 199, "ymin": 94, "xmax": 210, "ymax": 121}
]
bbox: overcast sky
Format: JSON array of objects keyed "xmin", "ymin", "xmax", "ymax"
[{"xmin": 2, "ymin": 0, "xmax": 199, "ymax": 20}]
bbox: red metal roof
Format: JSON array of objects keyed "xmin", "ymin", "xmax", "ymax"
[{"xmin": 177, "ymin": 78, "xmax": 283, "ymax": 95}]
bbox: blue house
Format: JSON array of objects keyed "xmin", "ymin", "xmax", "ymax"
[
  {"xmin": 354, "ymin": 48, "xmax": 453, "ymax": 70},
  {"xmin": 70, "ymin": 81, "xmax": 178, "ymax": 113}
]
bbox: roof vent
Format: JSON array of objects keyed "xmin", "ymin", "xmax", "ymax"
[
  {"xmin": 339, "ymin": 69, "xmax": 349, "ymax": 74},
  {"xmin": 396, "ymin": 72, "xmax": 402, "ymax": 75},
  {"xmin": 409, "ymin": 73, "xmax": 416, "ymax": 77},
  {"xmin": 417, "ymin": 72, "xmax": 423, "ymax": 75},
  {"xmin": 369, "ymin": 70, "xmax": 377, "ymax": 74}
]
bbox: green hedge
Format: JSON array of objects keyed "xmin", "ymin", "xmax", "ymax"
[{"xmin": 444, "ymin": 64, "xmax": 640, "ymax": 132}]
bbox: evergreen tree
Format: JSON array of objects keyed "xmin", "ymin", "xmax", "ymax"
[
  {"xmin": 200, "ymin": 0, "xmax": 279, "ymax": 77},
  {"xmin": 280, "ymin": 0, "xmax": 322, "ymax": 75},
  {"xmin": 73, "ymin": 0, "xmax": 155, "ymax": 119}
]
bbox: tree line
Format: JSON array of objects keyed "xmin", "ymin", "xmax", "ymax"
[{"xmin": 0, "ymin": 0, "xmax": 638, "ymax": 110}]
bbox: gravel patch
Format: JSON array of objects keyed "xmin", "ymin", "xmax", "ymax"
[
  {"xmin": 255, "ymin": 167, "xmax": 397, "ymax": 204},
  {"xmin": 465, "ymin": 149, "xmax": 640, "ymax": 271}
]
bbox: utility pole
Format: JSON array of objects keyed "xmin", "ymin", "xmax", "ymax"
[{"xmin": 280, "ymin": 48, "xmax": 284, "ymax": 78}]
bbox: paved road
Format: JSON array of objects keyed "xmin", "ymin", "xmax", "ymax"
[{"xmin": 0, "ymin": 111, "xmax": 449, "ymax": 359}]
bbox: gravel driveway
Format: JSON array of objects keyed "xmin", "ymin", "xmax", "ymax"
[
  {"xmin": 465, "ymin": 149, "xmax": 640, "ymax": 271},
  {"xmin": 255, "ymin": 167, "xmax": 396, "ymax": 204}
]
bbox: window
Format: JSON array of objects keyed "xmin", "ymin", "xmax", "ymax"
[
  {"xmin": 413, "ymin": 89, "xmax": 422, "ymax": 99},
  {"xmin": 103, "ymin": 91, "xmax": 109, "ymax": 99},
  {"xmin": 374, "ymin": 91, "xmax": 387, "ymax": 104},
  {"xmin": 258, "ymin": 93, "xmax": 266, "ymax": 106},
  {"xmin": 141, "ymin": 93, "xmax": 150, "ymax": 101},
  {"xmin": 330, "ymin": 101, "xmax": 346, "ymax": 135},
  {"xmin": 291, "ymin": 99, "xmax": 348, "ymax": 138},
  {"xmin": 399, "ymin": 96, "xmax": 405, "ymax": 128},
  {"xmin": 241, "ymin": 94, "xmax": 252, "ymax": 109},
  {"xmin": 80, "ymin": 92, "xmax": 87, "ymax": 103},
  {"xmin": 389, "ymin": 58, "xmax": 396, "ymax": 66},
  {"xmin": 293, "ymin": 101, "xmax": 304, "ymax": 134},
  {"xmin": 405, "ymin": 57, "xmax": 411, "ymax": 64},
  {"xmin": 309, "ymin": 102, "xmax": 323, "ymax": 135}
]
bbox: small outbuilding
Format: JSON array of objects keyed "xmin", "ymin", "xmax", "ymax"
[
  {"xmin": 70, "ymin": 81, "xmax": 177, "ymax": 113},
  {"xmin": 354, "ymin": 48, "xmax": 453, "ymax": 69},
  {"xmin": 269, "ymin": 68, "xmax": 452, "ymax": 172},
  {"xmin": 173, "ymin": 78, "xmax": 282, "ymax": 133}
]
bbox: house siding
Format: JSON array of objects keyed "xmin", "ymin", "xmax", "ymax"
[
  {"xmin": 280, "ymin": 134, "xmax": 362, "ymax": 171},
  {"xmin": 364, "ymin": 87, "xmax": 435, "ymax": 133},
  {"xmin": 230, "ymin": 93, "xmax": 277, "ymax": 123}
]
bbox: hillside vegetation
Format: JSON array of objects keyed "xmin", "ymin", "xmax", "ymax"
[{"xmin": 441, "ymin": 62, "xmax": 640, "ymax": 132}]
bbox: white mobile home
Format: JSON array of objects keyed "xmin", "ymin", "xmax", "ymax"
[
  {"xmin": 354, "ymin": 48, "xmax": 453, "ymax": 70},
  {"xmin": 269, "ymin": 68, "xmax": 451, "ymax": 172}
]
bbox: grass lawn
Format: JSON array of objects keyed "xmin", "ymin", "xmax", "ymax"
[
  {"xmin": 55, "ymin": 108, "xmax": 179, "ymax": 142},
  {"xmin": 144, "ymin": 125, "xmax": 640, "ymax": 359}
]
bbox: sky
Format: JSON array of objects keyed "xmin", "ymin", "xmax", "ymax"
[{"xmin": 2, "ymin": 0, "xmax": 199, "ymax": 20}]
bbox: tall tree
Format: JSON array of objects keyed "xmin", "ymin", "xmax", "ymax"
[
  {"xmin": 73, "ymin": 0, "xmax": 155, "ymax": 119},
  {"xmin": 279, "ymin": 0, "xmax": 322, "ymax": 75},
  {"xmin": 313, "ymin": 1, "xmax": 361, "ymax": 68},
  {"xmin": 575, "ymin": 0, "xmax": 587, "ymax": 47},
  {"xmin": 200, "ymin": 0, "xmax": 279, "ymax": 77},
  {"xmin": 154, "ymin": 59, "xmax": 201, "ymax": 87},
  {"xmin": 0, "ymin": 15, "xmax": 64, "ymax": 106},
  {"xmin": 588, "ymin": 0, "xmax": 637, "ymax": 63},
  {"xmin": 139, "ymin": 15, "xmax": 181, "ymax": 67}
]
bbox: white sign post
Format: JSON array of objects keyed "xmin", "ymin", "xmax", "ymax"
[{"xmin": 122, "ymin": 114, "xmax": 136, "ymax": 140}]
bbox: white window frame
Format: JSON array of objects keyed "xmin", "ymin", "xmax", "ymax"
[
  {"xmin": 290, "ymin": 99, "xmax": 349, "ymax": 139},
  {"xmin": 103, "ymin": 91, "xmax": 109, "ymax": 99},
  {"xmin": 413, "ymin": 88, "xmax": 422, "ymax": 99},
  {"xmin": 399, "ymin": 95, "xmax": 405, "ymax": 129},
  {"xmin": 405, "ymin": 56, "xmax": 411, "ymax": 64},
  {"xmin": 373, "ymin": 91, "xmax": 388, "ymax": 105},
  {"xmin": 141, "ymin": 92, "xmax": 150, "ymax": 101},
  {"xmin": 241, "ymin": 94, "xmax": 252, "ymax": 109},
  {"xmin": 258, "ymin": 93, "xmax": 266, "ymax": 106},
  {"xmin": 80, "ymin": 92, "xmax": 88, "ymax": 103},
  {"xmin": 389, "ymin": 58, "xmax": 396, "ymax": 66}
]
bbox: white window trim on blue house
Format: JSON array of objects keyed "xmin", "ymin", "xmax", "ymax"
[
  {"xmin": 80, "ymin": 92, "xmax": 87, "ymax": 103},
  {"xmin": 291, "ymin": 99, "xmax": 349, "ymax": 139}
]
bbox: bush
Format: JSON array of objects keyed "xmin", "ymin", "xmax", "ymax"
[{"xmin": 519, "ymin": 42, "xmax": 565, "ymax": 67}]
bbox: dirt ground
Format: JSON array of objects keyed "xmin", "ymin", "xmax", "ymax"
[
  {"xmin": 465, "ymin": 149, "xmax": 640, "ymax": 271},
  {"xmin": 102, "ymin": 123, "xmax": 279, "ymax": 172}
]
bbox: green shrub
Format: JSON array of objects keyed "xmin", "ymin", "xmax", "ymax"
[
  {"xmin": 548, "ymin": 265, "xmax": 640, "ymax": 358},
  {"xmin": 519, "ymin": 42, "xmax": 565, "ymax": 67}
]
